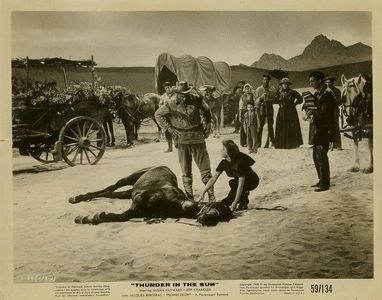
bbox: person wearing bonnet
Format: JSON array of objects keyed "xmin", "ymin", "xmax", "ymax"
[{"xmin": 274, "ymin": 77, "xmax": 304, "ymax": 149}]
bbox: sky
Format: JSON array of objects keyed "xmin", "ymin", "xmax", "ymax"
[{"xmin": 11, "ymin": 11, "xmax": 371, "ymax": 67}]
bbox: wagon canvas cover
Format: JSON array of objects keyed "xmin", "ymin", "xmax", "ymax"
[{"xmin": 155, "ymin": 53, "xmax": 231, "ymax": 94}]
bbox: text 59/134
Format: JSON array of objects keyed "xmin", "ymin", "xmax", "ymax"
[{"xmin": 311, "ymin": 284, "xmax": 333, "ymax": 293}]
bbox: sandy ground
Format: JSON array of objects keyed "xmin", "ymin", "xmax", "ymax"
[{"xmin": 13, "ymin": 102, "xmax": 373, "ymax": 282}]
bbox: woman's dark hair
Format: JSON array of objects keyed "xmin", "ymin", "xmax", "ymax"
[{"xmin": 222, "ymin": 139, "xmax": 240, "ymax": 161}]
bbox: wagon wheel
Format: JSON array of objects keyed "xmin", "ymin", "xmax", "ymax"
[
  {"xmin": 59, "ymin": 116, "xmax": 106, "ymax": 166},
  {"xmin": 29, "ymin": 142, "xmax": 55, "ymax": 163}
]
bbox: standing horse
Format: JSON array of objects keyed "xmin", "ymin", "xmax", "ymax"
[
  {"xmin": 340, "ymin": 74, "xmax": 373, "ymax": 173},
  {"xmin": 200, "ymin": 86, "xmax": 224, "ymax": 138},
  {"xmin": 112, "ymin": 90, "xmax": 162, "ymax": 147}
]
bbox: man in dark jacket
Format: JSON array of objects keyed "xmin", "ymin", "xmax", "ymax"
[{"xmin": 308, "ymin": 71, "xmax": 336, "ymax": 192}]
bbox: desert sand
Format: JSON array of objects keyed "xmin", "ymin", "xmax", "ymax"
[{"xmin": 13, "ymin": 102, "xmax": 373, "ymax": 282}]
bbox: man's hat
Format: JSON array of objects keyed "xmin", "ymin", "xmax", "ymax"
[
  {"xmin": 247, "ymin": 101, "xmax": 255, "ymax": 106},
  {"xmin": 262, "ymin": 74, "xmax": 271, "ymax": 79},
  {"xmin": 279, "ymin": 77, "xmax": 292, "ymax": 85},
  {"xmin": 163, "ymin": 82, "xmax": 172, "ymax": 87},
  {"xmin": 238, "ymin": 80, "xmax": 246, "ymax": 84},
  {"xmin": 323, "ymin": 76, "xmax": 336, "ymax": 82},
  {"xmin": 309, "ymin": 71, "xmax": 325, "ymax": 81},
  {"xmin": 174, "ymin": 81, "xmax": 193, "ymax": 94}
]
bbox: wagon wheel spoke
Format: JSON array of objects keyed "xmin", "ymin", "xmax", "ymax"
[
  {"xmin": 63, "ymin": 142, "xmax": 78, "ymax": 147},
  {"xmin": 65, "ymin": 145, "xmax": 78, "ymax": 156},
  {"xmin": 85, "ymin": 122, "xmax": 94, "ymax": 137},
  {"xmin": 71, "ymin": 147, "xmax": 81, "ymax": 163},
  {"xmin": 82, "ymin": 120, "xmax": 88, "ymax": 137},
  {"xmin": 89, "ymin": 138, "xmax": 104, "ymax": 143},
  {"xmin": 87, "ymin": 129, "xmax": 100, "ymax": 138},
  {"xmin": 87, "ymin": 147, "xmax": 98, "ymax": 158},
  {"xmin": 69, "ymin": 128, "xmax": 81, "ymax": 140},
  {"xmin": 76, "ymin": 122, "xmax": 82, "ymax": 137},
  {"xmin": 88, "ymin": 144, "xmax": 103, "ymax": 151},
  {"xmin": 64, "ymin": 135, "xmax": 79, "ymax": 142},
  {"xmin": 83, "ymin": 148, "xmax": 92, "ymax": 164},
  {"xmin": 80, "ymin": 148, "xmax": 83, "ymax": 165}
]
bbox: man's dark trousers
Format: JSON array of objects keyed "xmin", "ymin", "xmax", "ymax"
[{"xmin": 312, "ymin": 132, "xmax": 330, "ymax": 188}]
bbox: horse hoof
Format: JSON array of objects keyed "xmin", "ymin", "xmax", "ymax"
[
  {"xmin": 74, "ymin": 215, "xmax": 90, "ymax": 224},
  {"xmin": 348, "ymin": 167, "xmax": 360, "ymax": 173},
  {"xmin": 362, "ymin": 167, "xmax": 373, "ymax": 174},
  {"xmin": 69, "ymin": 196, "xmax": 80, "ymax": 204}
]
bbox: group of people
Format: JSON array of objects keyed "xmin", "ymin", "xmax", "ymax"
[
  {"xmin": 236, "ymin": 74, "xmax": 343, "ymax": 154},
  {"xmin": 153, "ymin": 71, "xmax": 341, "ymax": 215}
]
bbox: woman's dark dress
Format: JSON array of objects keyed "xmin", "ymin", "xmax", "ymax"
[
  {"xmin": 216, "ymin": 152, "xmax": 259, "ymax": 208},
  {"xmin": 274, "ymin": 88, "xmax": 304, "ymax": 149}
]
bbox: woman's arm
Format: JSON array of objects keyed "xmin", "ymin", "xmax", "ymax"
[
  {"xmin": 198, "ymin": 171, "xmax": 221, "ymax": 202},
  {"xmin": 231, "ymin": 176, "xmax": 245, "ymax": 211}
]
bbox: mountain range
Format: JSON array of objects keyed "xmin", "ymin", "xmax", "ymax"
[{"xmin": 251, "ymin": 34, "xmax": 371, "ymax": 71}]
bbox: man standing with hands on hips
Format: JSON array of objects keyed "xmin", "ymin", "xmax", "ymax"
[
  {"xmin": 307, "ymin": 71, "xmax": 336, "ymax": 192},
  {"xmin": 155, "ymin": 81, "xmax": 216, "ymax": 201}
]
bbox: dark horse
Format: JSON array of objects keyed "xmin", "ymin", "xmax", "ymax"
[
  {"xmin": 200, "ymin": 86, "xmax": 224, "ymax": 138},
  {"xmin": 112, "ymin": 90, "xmax": 162, "ymax": 146},
  {"xmin": 69, "ymin": 166, "xmax": 234, "ymax": 226}
]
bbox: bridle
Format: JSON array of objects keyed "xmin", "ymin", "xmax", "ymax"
[{"xmin": 340, "ymin": 79, "xmax": 365, "ymax": 130}]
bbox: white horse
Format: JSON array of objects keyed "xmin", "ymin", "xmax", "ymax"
[{"xmin": 340, "ymin": 74, "xmax": 373, "ymax": 173}]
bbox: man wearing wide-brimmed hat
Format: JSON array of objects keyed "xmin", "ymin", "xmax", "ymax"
[
  {"xmin": 155, "ymin": 81, "xmax": 215, "ymax": 201},
  {"xmin": 255, "ymin": 74, "xmax": 277, "ymax": 148},
  {"xmin": 308, "ymin": 71, "xmax": 336, "ymax": 192},
  {"xmin": 159, "ymin": 82, "xmax": 175, "ymax": 152},
  {"xmin": 324, "ymin": 76, "xmax": 343, "ymax": 150}
]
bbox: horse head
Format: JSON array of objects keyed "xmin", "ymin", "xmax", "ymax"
[{"xmin": 340, "ymin": 74, "xmax": 367, "ymax": 127}]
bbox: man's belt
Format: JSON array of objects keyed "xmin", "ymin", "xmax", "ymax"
[{"xmin": 173, "ymin": 124, "xmax": 204, "ymax": 132}]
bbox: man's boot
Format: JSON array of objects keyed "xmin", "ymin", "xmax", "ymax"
[{"xmin": 183, "ymin": 175, "xmax": 194, "ymax": 200}]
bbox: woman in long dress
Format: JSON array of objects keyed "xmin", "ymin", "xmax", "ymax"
[{"xmin": 274, "ymin": 78, "xmax": 303, "ymax": 149}]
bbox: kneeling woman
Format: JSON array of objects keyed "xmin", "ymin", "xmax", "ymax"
[{"xmin": 199, "ymin": 139, "xmax": 260, "ymax": 211}]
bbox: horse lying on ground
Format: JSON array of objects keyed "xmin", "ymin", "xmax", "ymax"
[
  {"xmin": 69, "ymin": 166, "xmax": 234, "ymax": 226},
  {"xmin": 340, "ymin": 74, "xmax": 373, "ymax": 173}
]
